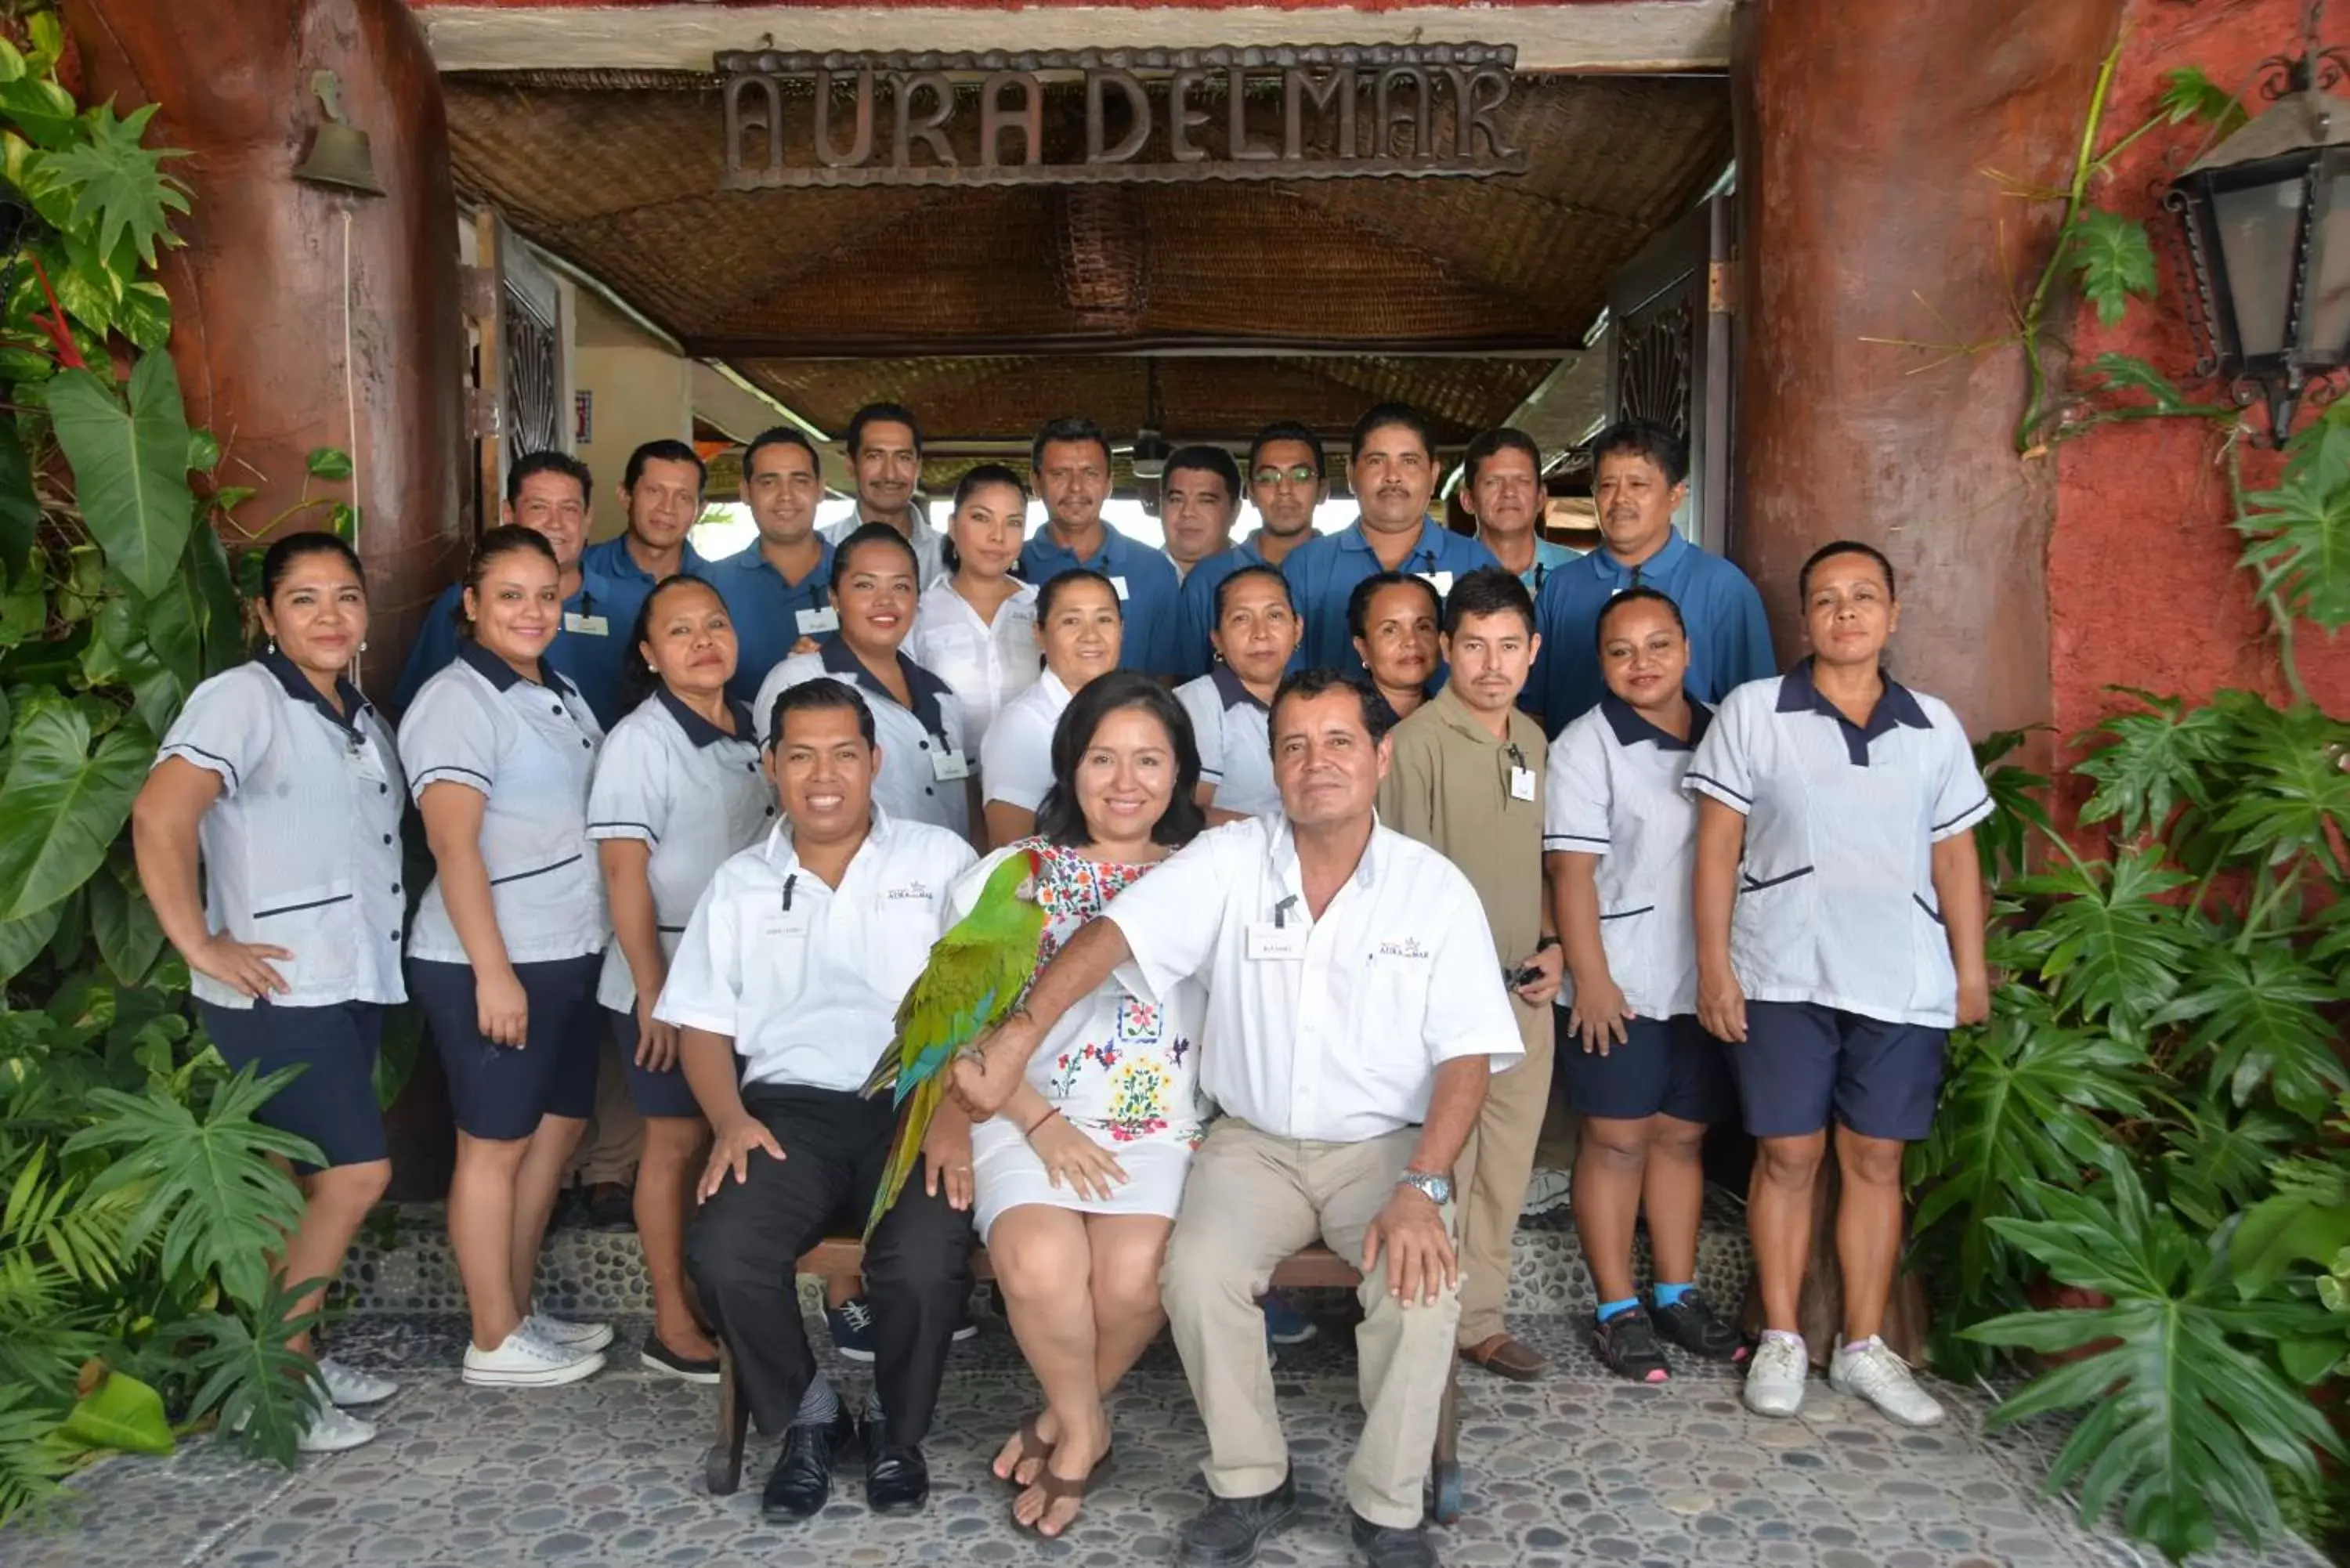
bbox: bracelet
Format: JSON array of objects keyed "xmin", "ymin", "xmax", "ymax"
[{"xmin": 1025, "ymin": 1107, "xmax": 1064, "ymax": 1137}]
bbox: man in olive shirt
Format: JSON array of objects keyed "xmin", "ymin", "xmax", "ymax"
[{"xmin": 1374, "ymin": 567, "xmax": 1561, "ymax": 1381}]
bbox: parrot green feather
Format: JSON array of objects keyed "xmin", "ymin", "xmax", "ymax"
[{"xmin": 859, "ymin": 846, "xmax": 1047, "ymax": 1239}]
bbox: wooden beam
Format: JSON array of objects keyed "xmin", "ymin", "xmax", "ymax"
[
  {"xmin": 687, "ymin": 334, "xmax": 1584, "ymax": 362},
  {"xmin": 418, "ymin": 3, "xmax": 1733, "ymax": 75}
]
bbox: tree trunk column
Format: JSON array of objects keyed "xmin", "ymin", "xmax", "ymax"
[{"xmin": 1731, "ymin": 0, "xmax": 2123, "ymax": 735}]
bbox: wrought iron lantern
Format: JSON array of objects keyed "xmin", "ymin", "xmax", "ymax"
[{"xmin": 2166, "ymin": 2, "xmax": 2350, "ymax": 443}]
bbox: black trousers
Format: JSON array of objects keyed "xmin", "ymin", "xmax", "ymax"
[{"xmin": 685, "ymin": 1084, "xmax": 972, "ymax": 1440}]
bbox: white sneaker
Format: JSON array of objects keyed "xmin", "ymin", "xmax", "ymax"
[
  {"xmin": 296, "ymin": 1399, "xmax": 379, "ymax": 1453},
  {"xmin": 522, "ymin": 1312, "xmax": 614, "ymax": 1353},
  {"xmin": 1743, "ymin": 1331, "xmax": 1809, "ymax": 1418},
  {"xmin": 464, "ymin": 1328, "xmax": 606, "ymax": 1387},
  {"xmin": 315, "ymin": 1357, "xmax": 397, "ymax": 1407},
  {"xmin": 1828, "ymin": 1335, "xmax": 1947, "ymax": 1427}
]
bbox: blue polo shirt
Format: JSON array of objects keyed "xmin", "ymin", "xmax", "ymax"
[
  {"xmin": 579, "ymin": 533, "xmax": 717, "ymax": 589},
  {"xmin": 1017, "ymin": 523, "xmax": 1184, "ymax": 677},
  {"xmin": 1172, "ymin": 532, "xmax": 1296, "ymax": 681},
  {"xmin": 1480, "ymin": 531, "xmax": 1582, "ymax": 598},
  {"xmin": 1525, "ymin": 528, "xmax": 1775, "ymax": 739},
  {"xmin": 390, "ymin": 565, "xmax": 645, "ymax": 728},
  {"xmin": 712, "ymin": 539, "xmax": 836, "ymax": 706},
  {"xmin": 1281, "ymin": 518, "xmax": 1499, "ymax": 675}
]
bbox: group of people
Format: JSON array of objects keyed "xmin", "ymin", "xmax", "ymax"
[{"xmin": 127, "ymin": 397, "xmax": 1990, "ymax": 1568}]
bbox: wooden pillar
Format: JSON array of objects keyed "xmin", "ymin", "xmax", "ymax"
[
  {"xmin": 61, "ymin": 0, "xmax": 466, "ymax": 702},
  {"xmin": 1731, "ymin": 0, "xmax": 2125, "ymax": 734}
]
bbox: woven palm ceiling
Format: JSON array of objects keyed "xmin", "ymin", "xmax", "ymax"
[{"xmin": 443, "ymin": 69, "xmax": 1730, "ymax": 469}]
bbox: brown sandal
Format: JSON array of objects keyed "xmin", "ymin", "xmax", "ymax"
[
  {"xmin": 994, "ymin": 1413, "xmax": 1055, "ymax": 1488},
  {"xmin": 1014, "ymin": 1445, "xmax": 1116, "ymax": 1536}
]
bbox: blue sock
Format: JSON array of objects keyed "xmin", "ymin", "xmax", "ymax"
[
  {"xmin": 792, "ymin": 1374, "xmax": 839, "ymax": 1427},
  {"xmin": 1597, "ymin": 1296, "xmax": 1640, "ymax": 1323},
  {"xmin": 1654, "ymin": 1281, "xmax": 1694, "ymax": 1308}
]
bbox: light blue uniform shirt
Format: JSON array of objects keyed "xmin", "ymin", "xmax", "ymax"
[
  {"xmin": 579, "ymin": 533, "xmax": 717, "ymax": 590},
  {"xmin": 713, "ymin": 538, "xmax": 836, "ymax": 707},
  {"xmin": 1017, "ymin": 522, "xmax": 1184, "ymax": 677},
  {"xmin": 1281, "ymin": 519, "xmax": 1498, "ymax": 675},
  {"xmin": 391, "ymin": 565, "xmax": 645, "ymax": 728},
  {"xmin": 1525, "ymin": 529, "xmax": 1775, "ymax": 739},
  {"xmin": 1481, "ymin": 531, "xmax": 1582, "ymax": 598}
]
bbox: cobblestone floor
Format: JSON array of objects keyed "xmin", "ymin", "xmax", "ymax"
[{"xmin": 0, "ymin": 1310, "xmax": 2324, "ymax": 1568}]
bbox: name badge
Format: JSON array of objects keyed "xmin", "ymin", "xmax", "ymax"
[
  {"xmin": 562, "ymin": 611, "xmax": 609, "ymax": 637},
  {"xmin": 1246, "ymin": 923, "xmax": 1306, "ymax": 962},
  {"xmin": 760, "ymin": 909, "xmax": 812, "ymax": 941},
  {"xmin": 1418, "ymin": 570, "xmax": 1455, "ymax": 597},
  {"xmin": 796, "ymin": 606, "xmax": 840, "ymax": 636},
  {"xmin": 1509, "ymin": 766, "xmax": 1537, "ymax": 802},
  {"xmin": 1110, "ymin": 576, "xmax": 1130, "ymax": 601},
  {"xmin": 931, "ymin": 748, "xmax": 971, "ymax": 782}
]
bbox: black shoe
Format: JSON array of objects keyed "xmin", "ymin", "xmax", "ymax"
[
  {"xmin": 1175, "ymin": 1469, "xmax": 1297, "ymax": 1566},
  {"xmin": 1348, "ymin": 1511, "xmax": 1438, "ymax": 1568},
  {"xmin": 1593, "ymin": 1304, "xmax": 1672, "ymax": 1384},
  {"xmin": 639, "ymin": 1331, "xmax": 721, "ymax": 1385},
  {"xmin": 1650, "ymin": 1288, "xmax": 1751, "ymax": 1363},
  {"xmin": 761, "ymin": 1407, "xmax": 854, "ymax": 1521},
  {"xmin": 586, "ymin": 1180, "xmax": 634, "ymax": 1232},
  {"xmin": 862, "ymin": 1411, "xmax": 929, "ymax": 1513}
]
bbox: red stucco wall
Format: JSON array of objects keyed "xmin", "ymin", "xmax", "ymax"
[{"xmin": 2049, "ymin": 0, "xmax": 2350, "ymax": 768}]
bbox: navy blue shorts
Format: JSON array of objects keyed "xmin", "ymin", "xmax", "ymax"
[
  {"xmin": 1556, "ymin": 1011, "xmax": 1735, "ymax": 1124},
  {"xmin": 409, "ymin": 955, "xmax": 603, "ymax": 1141},
  {"xmin": 1733, "ymin": 1000, "xmax": 1947, "ymax": 1142},
  {"xmin": 607, "ymin": 1006, "xmax": 704, "ymax": 1120},
  {"xmin": 199, "ymin": 999, "xmax": 388, "ymax": 1172}
]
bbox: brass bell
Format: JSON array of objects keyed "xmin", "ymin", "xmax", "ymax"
[{"xmin": 293, "ymin": 70, "xmax": 385, "ymax": 197}]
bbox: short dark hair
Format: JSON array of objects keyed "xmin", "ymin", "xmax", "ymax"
[
  {"xmin": 1594, "ymin": 584, "xmax": 1687, "ymax": 652},
  {"xmin": 1031, "ymin": 415, "xmax": 1113, "ymax": 475},
  {"xmin": 456, "ymin": 525, "xmax": 559, "ymax": 641},
  {"xmin": 847, "ymin": 402, "xmax": 924, "ymax": 458},
  {"xmin": 1349, "ymin": 403, "xmax": 1437, "ymax": 464},
  {"xmin": 624, "ymin": 439, "xmax": 706, "ymax": 493},
  {"xmin": 830, "ymin": 521, "xmax": 920, "ymax": 593},
  {"xmin": 768, "ymin": 676, "xmax": 876, "ymax": 751},
  {"xmin": 1032, "ymin": 670, "xmax": 1207, "ymax": 851},
  {"xmin": 507, "ymin": 450, "xmax": 591, "ymax": 508},
  {"xmin": 1460, "ymin": 427, "xmax": 1543, "ymax": 490},
  {"xmin": 1270, "ymin": 667, "xmax": 1388, "ymax": 744},
  {"xmin": 1163, "ymin": 444, "xmax": 1242, "ymax": 500},
  {"xmin": 258, "ymin": 530, "xmax": 364, "ymax": 607},
  {"xmin": 1441, "ymin": 566, "xmax": 1535, "ymax": 638},
  {"xmin": 1248, "ymin": 421, "xmax": 1325, "ymax": 483},
  {"xmin": 1212, "ymin": 563, "xmax": 1292, "ymax": 624},
  {"xmin": 1346, "ymin": 570, "xmax": 1443, "ymax": 641},
  {"xmin": 617, "ymin": 572, "xmax": 724, "ymax": 714},
  {"xmin": 1587, "ymin": 418, "xmax": 1687, "ymax": 488},
  {"xmin": 1036, "ymin": 567, "xmax": 1123, "ymax": 624},
  {"xmin": 742, "ymin": 425, "xmax": 820, "ymax": 479},
  {"xmin": 1798, "ymin": 538, "xmax": 1898, "ymax": 603}
]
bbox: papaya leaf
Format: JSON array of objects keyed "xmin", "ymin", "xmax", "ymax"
[
  {"xmin": 47, "ymin": 354, "xmax": 194, "ymax": 598},
  {"xmin": 2072, "ymin": 688, "xmax": 2229, "ymax": 838},
  {"xmin": 2156, "ymin": 66, "xmax": 2248, "ymax": 136},
  {"xmin": 57, "ymin": 1360, "xmax": 171, "ymax": 1456},
  {"xmin": 41, "ymin": 101, "xmax": 190, "ymax": 268},
  {"xmin": 2004, "ymin": 849, "xmax": 2193, "ymax": 1030},
  {"xmin": 0, "ymin": 694, "xmax": 152, "ymax": 923},
  {"xmin": 2064, "ymin": 208, "xmax": 2158, "ymax": 328}
]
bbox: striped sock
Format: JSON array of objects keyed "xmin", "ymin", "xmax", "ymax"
[{"xmin": 793, "ymin": 1374, "xmax": 839, "ymax": 1427}]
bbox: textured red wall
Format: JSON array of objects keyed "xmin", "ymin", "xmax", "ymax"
[
  {"xmin": 407, "ymin": 0, "xmax": 1607, "ymax": 8},
  {"xmin": 2049, "ymin": 0, "xmax": 2350, "ymax": 765}
]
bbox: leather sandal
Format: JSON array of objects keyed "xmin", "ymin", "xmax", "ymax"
[
  {"xmin": 1461, "ymin": 1332, "xmax": 1549, "ymax": 1381},
  {"xmin": 995, "ymin": 1412, "xmax": 1055, "ymax": 1488},
  {"xmin": 1014, "ymin": 1445, "xmax": 1115, "ymax": 1537}
]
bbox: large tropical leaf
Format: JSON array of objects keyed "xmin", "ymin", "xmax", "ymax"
[
  {"xmin": 0, "ymin": 899, "xmax": 60, "ymax": 986},
  {"xmin": 163, "ymin": 1274, "xmax": 323, "ymax": 1469},
  {"xmin": 2004, "ymin": 848, "xmax": 2193, "ymax": 1031},
  {"xmin": 2153, "ymin": 939, "xmax": 2348, "ymax": 1119},
  {"xmin": 1971, "ymin": 728, "xmax": 2051, "ymax": 886},
  {"xmin": 2203, "ymin": 700, "xmax": 2350, "ymax": 876},
  {"xmin": 2161, "ymin": 1101, "xmax": 2305, "ymax": 1232},
  {"xmin": 87, "ymin": 854, "xmax": 164, "ymax": 988},
  {"xmin": 38, "ymin": 100, "xmax": 190, "ymax": 267},
  {"xmin": 45, "ymin": 354, "xmax": 194, "ymax": 599},
  {"xmin": 2235, "ymin": 458, "xmax": 2350, "ymax": 630},
  {"xmin": 57, "ymin": 1360, "xmax": 172, "ymax": 1457},
  {"xmin": 62, "ymin": 1066, "xmax": 320, "ymax": 1310},
  {"xmin": 0, "ymin": 694, "xmax": 153, "ymax": 923},
  {"xmin": 2070, "ymin": 689, "xmax": 2231, "ymax": 840},
  {"xmin": 2064, "ymin": 208, "xmax": 2158, "ymax": 327},
  {"xmin": 1966, "ymin": 1162, "xmax": 2347, "ymax": 1563}
]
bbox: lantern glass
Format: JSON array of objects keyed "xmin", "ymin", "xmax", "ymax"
[
  {"xmin": 2212, "ymin": 168, "xmax": 2307, "ymax": 359},
  {"xmin": 2308, "ymin": 157, "xmax": 2350, "ymax": 359}
]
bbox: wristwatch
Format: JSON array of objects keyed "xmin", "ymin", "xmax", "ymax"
[{"xmin": 1399, "ymin": 1169, "xmax": 1453, "ymax": 1205}]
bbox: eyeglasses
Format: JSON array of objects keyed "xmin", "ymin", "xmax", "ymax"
[{"xmin": 1253, "ymin": 465, "xmax": 1318, "ymax": 486}]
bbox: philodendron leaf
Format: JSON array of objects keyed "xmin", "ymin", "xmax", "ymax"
[
  {"xmin": 2065, "ymin": 208, "xmax": 2158, "ymax": 327},
  {"xmin": 0, "ymin": 693, "xmax": 152, "ymax": 923},
  {"xmin": 46, "ymin": 354, "xmax": 195, "ymax": 598}
]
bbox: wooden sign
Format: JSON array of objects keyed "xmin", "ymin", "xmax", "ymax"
[{"xmin": 717, "ymin": 45, "xmax": 1527, "ymax": 189}]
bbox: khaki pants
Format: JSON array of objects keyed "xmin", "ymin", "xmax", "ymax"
[
  {"xmin": 570, "ymin": 1031, "xmax": 644, "ymax": 1186},
  {"xmin": 1453, "ymin": 999, "xmax": 1556, "ymax": 1347},
  {"xmin": 1159, "ymin": 1119, "xmax": 1459, "ymax": 1530}
]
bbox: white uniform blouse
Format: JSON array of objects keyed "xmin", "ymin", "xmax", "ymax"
[
  {"xmin": 909, "ymin": 577, "xmax": 1040, "ymax": 757},
  {"xmin": 154, "ymin": 654, "xmax": 407, "ymax": 1010},
  {"xmin": 585, "ymin": 688, "xmax": 776, "ymax": 1012},
  {"xmin": 979, "ymin": 669, "xmax": 1072, "ymax": 812},
  {"xmin": 1104, "ymin": 815, "xmax": 1524, "ymax": 1143},
  {"xmin": 400, "ymin": 641, "xmax": 609, "ymax": 966},
  {"xmin": 1542, "ymin": 692, "xmax": 1712, "ymax": 1020},
  {"xmin": 653, "ymin": 809, "xmax": 978, "ymax": 1092},
  {"xmin": 1176, "ymin": 666, "xmax": 1278, "ymax": 818},
  {"xmin": 754, "ymin": 638, "xmax": 972, "ymax": 839},
  {"xmin": 1684, "ymin": 661, "xmax": 1994, "ymax": 1027}
]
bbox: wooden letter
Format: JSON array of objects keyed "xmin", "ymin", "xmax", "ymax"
[
  {"xmin": 979, "ymin": 70, "xmax": 1043, "ymax": 167},
  {"xmin": 1282, "ymin": 67, "xmax": 1355, "ymax": 160},
  {"xmin": 813, "ymin": 67, "xmax": 875, "ymax": 168},
  {"xmin": 891, "ymin": 70, "xmax": 956, "ymax": 168},
  {"xmin": 1168, "ymin": 67, "xmax": 1211, "ymax": 163},
  {"xmin": 1228, "ymin": 67, "xmax": 1277, "ymax": 161},
  {"xmin": 1374, "ymin": 67, "xmax": 1430, "ymax": 161},
  {"xmin": 1086, "ymin": 68, "xmax": 1151, "ymax": 164}
]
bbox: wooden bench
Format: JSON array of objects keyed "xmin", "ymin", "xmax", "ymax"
[{"xmin": 703, "ymin": 1237, "xmax": 1466, "ymax": 1523}]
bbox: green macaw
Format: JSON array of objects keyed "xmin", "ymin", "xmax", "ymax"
[{"xmin": 859, "ymin": 844, "xmax": 1047, "ymax": 1239}]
